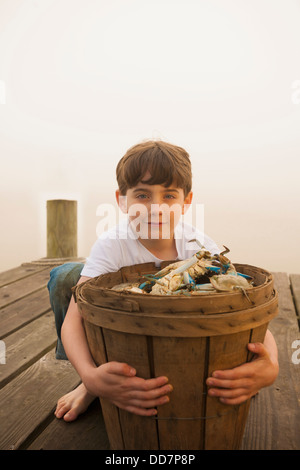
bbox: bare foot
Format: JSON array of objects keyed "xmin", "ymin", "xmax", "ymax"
[{"xmin": 55, "ymin": 383, "xmax": 96, "ymax": 422}]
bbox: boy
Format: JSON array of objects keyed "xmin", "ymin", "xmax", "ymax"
[{"xmin": 48, "ymin": 140, "xmax": 279, "ymax": 422}]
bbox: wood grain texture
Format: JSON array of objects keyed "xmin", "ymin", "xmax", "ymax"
[
  {"xmin": 83, "ymin": 320, "xmax": 124, "ymax": 450},
  {"xmin": 47, "ymin": 200, "xmax": 77, "ymax": 258},
  {"xmin": 0, "ymin": 312, "xmax": 57, "ymax": 389},
  {"xmin": 27, "ymin": 399, "xmax": 110, "ymax": 450},
  {"xmin": 0, "ymin": 350, "xmax": 80, "ymax": 450},
  {"xmin": 77, "ymin": 291, "xmax": 278, "ymax": 337},
  {"xmin": 241, "ymin": 273, "xmax": 300, "ymax": 450},
  {"xmin": 103, "ymin": 329, "xmax": 159, "ymax": 450},
  {"xmin": 290, "ymin": 274, "xmax": 300, "ymax": 327},
  {"xmin": 0, "ymin": 265, "xmax": 47, "ymax": 288},
  {"xmin": 0, "ymin": 267, "xmax": 52, "ymax": 309},
  {"xmin": 152, "ymin": 336, "xmax": 207, "ymax": 450},
  {"xmin": 0, "ymin": 287, "xmax": 51, "ymax": 339}
]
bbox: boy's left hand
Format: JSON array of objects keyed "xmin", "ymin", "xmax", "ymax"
[{"xmin": 206, "ymin": 342, "xmax": 279, "ymax": 405}]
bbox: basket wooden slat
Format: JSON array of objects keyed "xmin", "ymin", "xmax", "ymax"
[{"xmin": 77, "ymin": 291, "xmax": 278, "ymax": 337}]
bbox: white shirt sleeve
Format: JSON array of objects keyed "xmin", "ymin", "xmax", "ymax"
[{"xmin": 80, "ymin": 236, "xmax": 123, "ymax": 278}]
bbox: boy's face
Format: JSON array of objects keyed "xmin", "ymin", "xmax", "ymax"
[{"xmin": 116, "ymin": 172, "xmax": 193, "ymax": 240}]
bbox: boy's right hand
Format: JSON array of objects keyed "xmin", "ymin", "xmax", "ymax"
[{"xmin": 82, "ymin": 362, "xmax": 173, "ymax": 417}]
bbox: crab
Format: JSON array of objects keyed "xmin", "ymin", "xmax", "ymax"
[
  {"xmin": 147, "ymin": 256, "xmax": 204, "ymax": 295},
  {"xmin": 150, "ymin": 273, "xmax": 183, "ymax": 295},
  {"xmin": 111, "ymin": 282, "xmax": 145, "ymax": 294},
  {"xmin": 147, "ymin": 242, "xmax": 239, "ymax": 295},
  {"xmin": 110, "ymin": 241, "xmax": 253, "ymax": 298},
  {"xmin": 209, "ymin": 274, "xmax": 253, "ymax": 302}
]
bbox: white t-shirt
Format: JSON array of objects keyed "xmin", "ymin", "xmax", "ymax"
[{"xmin": 81, "ymin": 220, "xmax": 220, "ymax": 278}]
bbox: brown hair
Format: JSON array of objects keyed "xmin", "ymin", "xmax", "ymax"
[{"xmin": 116, "ymin": 140, "xmax": 192, "ymax": 196}]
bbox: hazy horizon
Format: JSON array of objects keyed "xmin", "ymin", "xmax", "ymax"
[{"xmin": 1, "ymin": 0, "xmax": 300, "ymax": 275}]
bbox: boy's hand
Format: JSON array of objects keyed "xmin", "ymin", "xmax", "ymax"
[
  {"xmin": 206, "ymin": 342, "xmax": 279, "ymax": 405},
  {"xmin": 83, "ymin": 361, "xmax": 173, "ymax": 416}
]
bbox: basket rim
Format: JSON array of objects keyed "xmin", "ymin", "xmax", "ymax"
[
  {"xmin": 77, "ymin": 289, "xmax": 278, "ymax": 337},
  {"xmin": 75, "ymin": 262, "xmax": 273, "ymax": 301}
]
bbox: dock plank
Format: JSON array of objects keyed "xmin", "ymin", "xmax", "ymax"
[
  {"xmin": 27, "ymin": 399, "xmax": 110, "ymax": 450},
  {"xmin": 0, "ymin": 288, "xmax": 52, "ymax": 339},
  {"xmin": 290, "ymin": 274, "xmax": 300, "ymax": 326},
  {"xmin": 0, "ymin": 350, "xmax": 80, "ymax": 450},
  {"xmin": 241, "ymin": 272, "xmax": 300, "ymax": 450},
  {"xmin": 0, "ymin": 265, "xmax": 48, "ymax": 288},
  {"xmin": 0, "ymin": 267, "xmax": 54, "ymax": 309},
  {"xmin": 0, "ymin": 312, "xmax": 57, "ymax": 389}
]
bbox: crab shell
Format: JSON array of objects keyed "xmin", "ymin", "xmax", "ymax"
[
  {"xmin": 209, "ymin": 274, "xmax": 253, "ymax": 292},
  {"xmin": 150, "ymin": 272, "xmax": 183, "ymax": 295}
]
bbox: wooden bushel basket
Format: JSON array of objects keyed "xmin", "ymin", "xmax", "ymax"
[{"xmin": 73, "ymin": 262, "xmax": 278, "ymax": 450}]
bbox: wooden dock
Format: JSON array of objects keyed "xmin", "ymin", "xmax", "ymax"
[{"xmin": 0, "ymin": 262, "xmax": 299, "ymax": 450}]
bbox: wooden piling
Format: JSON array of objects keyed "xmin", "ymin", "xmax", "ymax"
[{"xmin": 47, "ymin": 200, "xmax": 77, "ymax": 259}]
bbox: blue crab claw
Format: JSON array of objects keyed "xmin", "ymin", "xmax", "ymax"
[
  {"xmin": 236, "ymin": 272, "xmax": 253, "ymax": 280},
  {"xmin": 205, "ymin": 266, "xmax": 222, "ymax": 274},
  {"xmin": 205, "ymin": 264, "xmax": 231, "ymax": 274},
  {"xmin": 138, "ymin": 281, "xmax": 153, "ymax": 289},
  {"xmin": 223, "ymin": 271, "xmax": 253, "ymax": 281},
  {"xmin": 138, "ymin": 275, "xmax": 160, "ymax": 290},
  {"xmin": 211, "ymin": 268, "xmax": 253, "ymax": 280}
]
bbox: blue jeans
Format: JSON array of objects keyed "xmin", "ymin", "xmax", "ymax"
[{"xmin": 47, "ymin": 262, "xmax": 84, "ymax": 360}]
